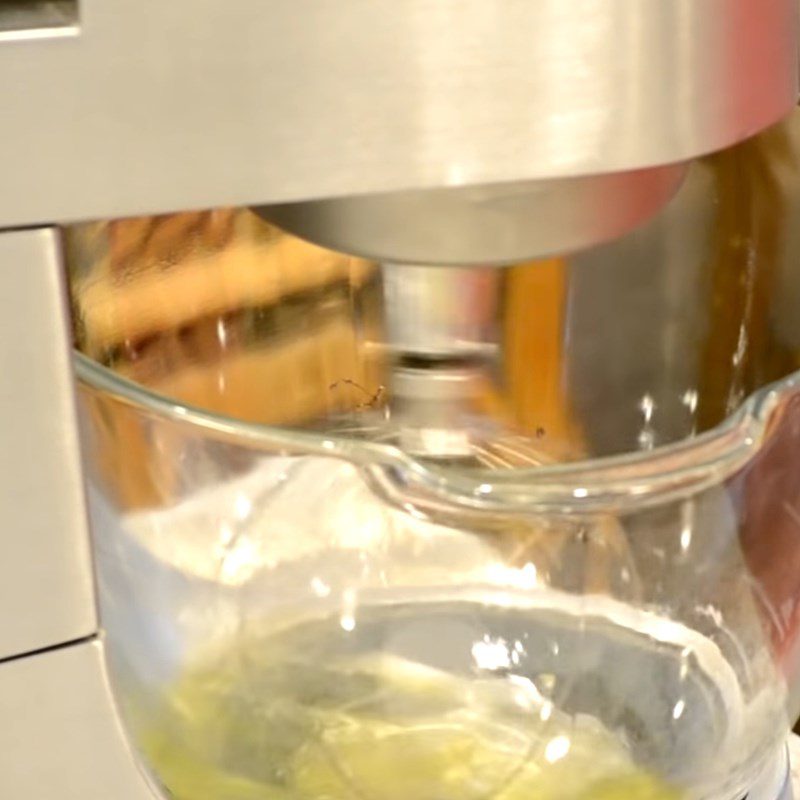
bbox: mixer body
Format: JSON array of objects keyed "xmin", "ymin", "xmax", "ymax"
[{"xmin": 0, "ymin": 0, "xmax": 799, "ymax": 798}]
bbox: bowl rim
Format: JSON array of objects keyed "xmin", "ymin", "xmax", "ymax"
[{"xmin": 74, "ymin": 350, "xmax": 799, "ymax": 514}]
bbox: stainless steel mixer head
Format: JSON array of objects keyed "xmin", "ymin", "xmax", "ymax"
[
  {"xmin": 257, "ymin": 166, "xmax": 687, "ymax": 266},
  {"xmin": 0, "ymin": 1, "xmax": 793, "ymax": 249},
  {"xmin": 252, "ymin": 1, "xmax": 796, "ymax": 265}
]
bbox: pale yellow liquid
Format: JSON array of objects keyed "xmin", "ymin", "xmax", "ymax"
[{"xmin": 130, "ymin": 597, "xmax": 698, "ymax": 800}]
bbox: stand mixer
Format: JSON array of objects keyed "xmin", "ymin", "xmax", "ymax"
[{"xmin": 2, "ymin": 1, "xmax": 800, "ymax": 798}]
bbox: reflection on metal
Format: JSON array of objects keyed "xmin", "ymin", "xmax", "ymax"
[
  {"xmin": 257, "ymin": 165, "xmax": 688, "ymax": 265},
  {"xmin": 66, "ymin": 111, "xmax": 800, "ymax": 473},
  {"xmin": 66, "ymin": 111, "xmax": 800, "ymax": 480},
  {"xmin": 0, "ymin": 0, "xmax": 795, "ymax": 227}
]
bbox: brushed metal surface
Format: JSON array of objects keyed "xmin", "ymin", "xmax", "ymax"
[
  {"xmin": 0, "ymin": 0, "xmax": 793, "ymax": 228},
  {"xmin": 258, "ymin": 164, "xmax": 688, "ymax": 263},
  {"xmin": 0, "ymin": 228, "xmax": 96, "ymax": 659},
  {"xmin": 0, "ymin": 640, "xmax": 159, "ymax": 798},
  {"xmin": 382, "ymin": 264, "xmax": 499, "ymax": 357}
]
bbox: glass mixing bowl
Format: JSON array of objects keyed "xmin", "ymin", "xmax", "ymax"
[{"xmin": 68, "ymin": 110, "xmax": 800, "ymax": 800}]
